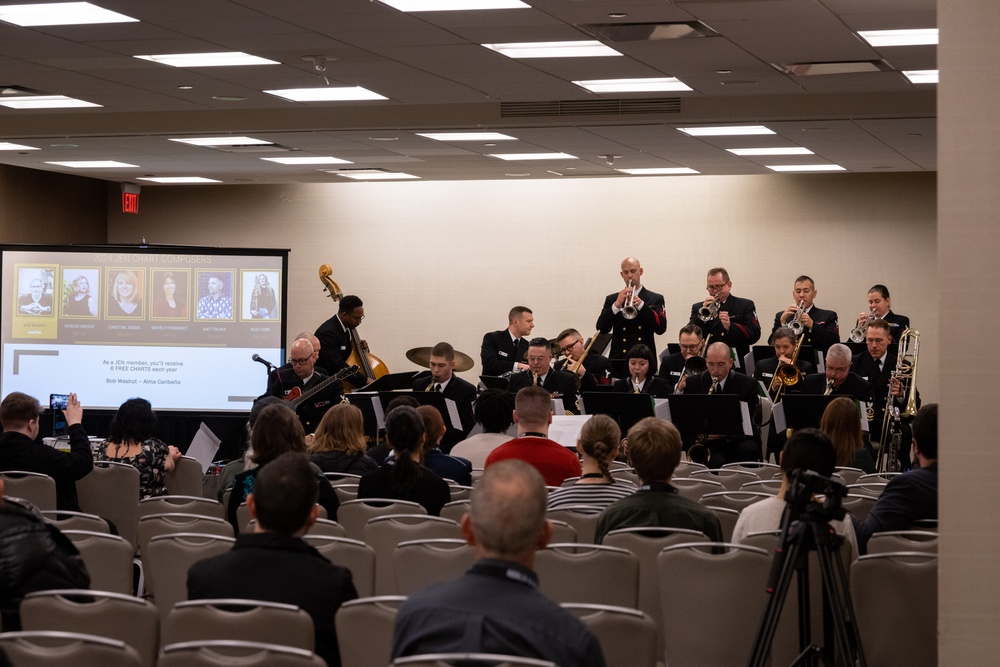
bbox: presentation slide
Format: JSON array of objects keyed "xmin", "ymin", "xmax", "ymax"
[{"xmin": 1, "ymin": 245, "xmax": 287, "ymax": 412}]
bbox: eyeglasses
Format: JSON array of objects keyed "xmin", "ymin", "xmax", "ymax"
[
  {"xmin": 706, "ymin": 283, "xmax": 728, "ymax": 292},
  {"xmin": 290, "ymin": 357, "xmax": 311, "ymax": 365},
  {"xmin": 827, "ymin": 365, "xmax": 850, "ymax": 373},
  {"xmin": 679, "ymin": 343, "xmax": 702, "ymax": 351},
  {"xmin": 559, "ymin": 340, "xmax": 582, "ymax": 354}
]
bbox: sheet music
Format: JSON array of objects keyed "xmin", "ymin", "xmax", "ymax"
[
  {"xmin": 655, "ymin": 398, "xmax": 671, "ymax": 420},
  {"xmin": 187, "ymin": 422, "xmax": 221, "ymax": 471},
  {"xmin": 445, "ymin": 397, "xmax": 461, "ymax": 430},
  {"xmin": 741, "ymin": 401, "xmax": 753, "ymax": 437},
  {"xmin": 773, "ymin": 401, "xmax": 787, "ymax": 433},
  {"xmin": 859, "ymin": 401, "xmax": 870, "ymax": 433},
  {"xmin": 371, "ymin": 396, "xmax": 386, "ymax": 429},
  {"xmin": 549, "ymin": 414, "xmax": 590, "ymax": 449}
]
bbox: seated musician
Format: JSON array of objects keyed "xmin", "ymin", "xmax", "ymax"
[
  {"xmin": 657, "ymin": 324, "xmax": 705, "ymax": 392},
  {"xmin": 796, "ymin": 344, "xmax": 874, "ymax": 400},
  {"xmin": 506, "ymin": 337, "xmax": 579, "ymax": 414},
  {"xmin": 754, "ymin": 327, "xmax": 815, "ymax": 462},
  {"xmin": 553, "ymin": 328, "xmax": 612, "ymax": 390},
  {"xmin": 771, "ymin": 275, "xmax": 839, "ymax": 353},
  {"xmin": 412, "ymin": 342, "xmax": 477, "ymax": 453},
  {"xmin": 613, "ymin": 344, "xmax": 671, "ymax": 398},
  {"xmin": 268, "ymin": 332, "xmax": 326, "ymax": 388},
  {"xmin": 266, "ymin": 338, "xmax": 339, "ymax": 433},
  {"xmin": 314, "ymin": 294, "xmax": 372, "ymax": 390}
]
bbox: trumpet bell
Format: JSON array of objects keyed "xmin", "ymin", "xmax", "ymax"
[
  {"xmin": 698, "ymin": 301, "xmax": 719, "ymax": 322},
  {"xmin": 621, "ymin": 305, "xmax": 638, "ymax": 320},
  {"xmin": 789, "ymin": 320, "xmax": 803, "ymax": 336},
  {"xmin": 848, "ymin": 327, "xmax": 866, "ymax": 343}
]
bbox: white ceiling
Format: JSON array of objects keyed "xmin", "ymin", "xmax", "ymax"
[{"xmin": 0, "ymin": 0, "xmax": 937, "ymax": 184}]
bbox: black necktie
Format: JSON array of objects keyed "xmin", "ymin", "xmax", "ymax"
[{"xmin": 433, "ymin": 383, "xmax": 441, "ymax": 392}]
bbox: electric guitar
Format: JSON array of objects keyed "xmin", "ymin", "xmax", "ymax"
[{"xmin": 282, "ymin": 364, "xmax": 360, "ymax": 408}]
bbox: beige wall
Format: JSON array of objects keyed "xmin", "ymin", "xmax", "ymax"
[
  {"xmin": 0, "ymin": 164, "xmax": 106, "ymax": 244},
  {"xmin": 108, "ymin": 172, "xmax": 938, "ymax": 401}
]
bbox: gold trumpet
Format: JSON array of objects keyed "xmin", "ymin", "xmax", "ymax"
[{"xmin": 622, "ymin": 280, "xmax": 639, "ymax": 320}]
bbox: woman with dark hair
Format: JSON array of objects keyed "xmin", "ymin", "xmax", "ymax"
[
  {"xmin": 108, "ymin": 270, "xmax": 142, "ymax": 317},
  {"xmin": 227, "ymin": 402, "xmax": 339, "ymax": 531},
  {"xmin": 820, "ymin": 397, "xmax": 876, "ymax": 473},
  {"xmin": 249, "ymin": 273, "xmax": 276, "ymax": 319},
  {"xmin": 857, "ymin": 284, "xmax": 910, "ymax": 336},
  {"xmin": 613, "ymin": 344, "xmax": 671, "ymax": 398},
  {"xmin": 64, "ymin": 275, "xmax": 97, "ymax": 316},
  {"xmin": 416, "ymin": 405, "xmax": 472, "ymax": 486},
  {"xmin": 357, "ymin": 405, "xmax": 450, "ymax": 515},
  {"xmin": 152, "ymin": 271, "xmax": 186, "ymax": 318},
  {"xmin": 547, "ymin": 414, "xmax": 635, "ymax": 510},
  {"xmin": 309, "ymin": 403, "xmax": 378, "ymax": 476},
  {"xmin": 97, "ymin": 398, "xmax": 180, "ymax": 499},
  {"xmin": 449, "ymin": 389, "xmax": 514, "ymax": 468}
]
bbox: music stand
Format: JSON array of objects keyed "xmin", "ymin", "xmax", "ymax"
[
  {"xmin": 365, "ymin": 371, "xmax": 420, "ymax": 392},
  {"xmin": 401, "ymin": 390, "xmax": 466, "ymax": 443},
  {"xmin": 344, "ymin": 392, "xmax": 384, "ymax": 442},
  {"xmin": 608, "ymin": 358, "xmax": 629, "ymax": 380},
  {"xmin": 479, "ymin": 375, "xmax": 509, "ymax": 391},
  {"xmin": 665, "ymin": 394, "xmax": 749, "ymax": 446},
  {"xmin": 777, "ymin": 394, "xmax": 838, "ymax": 433},
  {"xmin": 581, "ymin": 392, "xmax": 655, "ymax": 436}
]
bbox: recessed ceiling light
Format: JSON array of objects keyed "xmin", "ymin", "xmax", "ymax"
[
  {"xmin": 903, "ymin": 70, "xmax": 939, "ymax": 84},
  {"xmin": 776, "ymin": 61, "xmax": 885, "ymax": 76},
  {"xmin": 46, "ymin": 161, "xmax": 138, "ymax": 168},
  {"xmin": 482, "ymin": 41, "xmax": 621, "ymax": 59},
  {"xmin": 766, "ymin": 164, "xmax": 846, "ymax": 172},
  {"xmin": 379, "ymin": 0, "xmax": 528, "ymax": 10},
  {"xmin": 616, "ymin": 167, "xmax": 699, "ymax": 175},
  {"xmin": 327, "ymin": 170, "xmax": 419, "ymax": 180},
  {"xmin": 678, "ymin": 125, "xmax": 774, "ymax": 137},
  {"xmin": 727, "ymin": 147, "xmax": 814, "ymax": 156},
  {"xmin": 858, "ymin": 29, "xmax": 938, "ymax": 47},
  {"xmin": 573, "ymin": 77, "xmax": 692, "ymax": 93},
  {"xmin": 505, "ymin": 173, "xmax": 531, "ymax": 177},
  {"xmin": 264, "ymin": 87, "xmax": 387, "ymax": 102},
  {"xmin": 135, "ymin": 52, "xmax": 279, "ymax": 67},
  {"xmin": 261, "ymin": 156, "xmax": 353, "ymax": 165},
  {"xmin": 0, "ymin": 95, "xmax": 100, "ymax": 109},
  {"xmin": 0, "ymin": 2, "xmax": 137, "ymax": 26},
  {"xmin": 417, "ymin": 132, "xmax": 517, "ymax": 141},
  {"xmin": 212, "ymin": 95, "xmax": 246, "ymax": 102},
  {"xmin": 0, "ymin": 142, "xmax": 39, "ymax": 150},
  {"xmin": 488, "ymin": 153, "xmax": 578, "ymax": 161},
  {"xmin": 169, "ymin": 137, "xmax": 272, "ymax": 147},
  {"xmin": 137, "ymin": 177, "xmax": 222, "ymax": 184},
  {"xmin": 368, "ymin": 136, "xmax": 399, "ymax": 141},
  {"xmin": 177, "ymin": 85, "xmax": 194, "ymax": 90}
]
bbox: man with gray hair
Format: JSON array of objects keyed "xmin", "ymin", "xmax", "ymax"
[
  {"xmin": 797, "ymin": 343, "xmax": 874, "ymax": 400},
  {"xmin": 391, "ymin": 459, "xmax": 606, "ymax": 666}
]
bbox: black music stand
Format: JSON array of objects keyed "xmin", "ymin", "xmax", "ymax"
[
  {"xmin": 401, "ymin": 390, "xmax": 466, "ymax": 443},
  {"xmin": 778, "ymin": 395, "xmax": 838, "ymax": 432},
  {"xmin": 365, "ymin": 371, "xmax": 420, "ymax": 392},
  {"xmin": 343, "ymin": 392, "xmax": 383, "ymax": 442},
  {"xmin": 665, "ymin": 394, "xmax": 749, "ymax": 447},
  {"xmin": 608, "ymin": 358, "xmax": 629, "ymax": 381},
  {"xmin": 581, "ymin": 392, "xmax": 655, "ymax": 436},
  {"xmin": 479, "ymin": 375, "xmax": 509, "ymax": 391}
]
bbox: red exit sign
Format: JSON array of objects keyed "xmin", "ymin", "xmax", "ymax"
[{"xmin": 122, "ymin": 192, "xmax": 139, "ymax": 214}]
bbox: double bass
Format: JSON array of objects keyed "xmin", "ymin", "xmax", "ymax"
[{"xmin": 318, "ymin": 264, "xmax": 389, "ymax": 392}]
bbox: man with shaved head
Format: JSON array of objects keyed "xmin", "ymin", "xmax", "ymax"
[
  {"xmin": 266, "ymin": 337, "xmax": 338, "ymax": 433},
  {"xmin": 597, "ymin": 256, "xmax": 667, "ymax": 359}
]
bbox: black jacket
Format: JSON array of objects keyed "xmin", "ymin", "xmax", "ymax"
[
  {"xmin": 0, "ymin": 425, "xmax": 93, "ymax": 511},
  {"xmin": 597, "ymin": 287, "xmax": 668, "ymax": 358}
]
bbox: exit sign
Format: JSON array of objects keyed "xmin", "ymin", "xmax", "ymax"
[{"xmin": 122, "ymin": 192, "xmax": 139, "ymax": 214}]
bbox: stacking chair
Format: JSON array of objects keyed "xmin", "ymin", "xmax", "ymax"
[
  {"xmin": 136, "ymin": 512, "xmax": 233, "ymax": 556},
  {"xmin": 739, "ymin": 479, "xmax": 782, "ymax": 494},
  {"xmin": 144, "ymin": 533, "xmax": 235, "ymax": 613},
  {"xmin": 846, "ymin": 482, "xmax": 888, "ymax": 497},
  {"xmin": 302, "ymin": 536, "xmax": 377, "ymax": 597},
  {"xmin": 670, "ymin": 477, "xmax": 724, "ymax": 502},
  {"xmin": 391, "ymin": 654, "xmax": 555, "ymax": 667},
  {"xmin": 158, "ymin": 640, "xmax": 326, "ymax": 666},
  {"xmin": 548, "ymin": 519, "xmax": 578, "ymax": 544},
  {"xmin": 448, "ymin": 486, "xmax": 473, "ymax": 501},
  {"xmin": 698, "ymin": 490, "xmax": 771, "ymax": 513},
  {"xmin": 245, "ymin": 517, "xmax": 346, "ymax": 538},
  {"xmin": 673, "ymin": 461, "xmax": 708, "ymax": 478},
  {"xmin": 609, "ymin": 468, "xmax": 639, "ymax": 486},
  {"xmin": 165, "ymin": 456, "xmax": 204, "ymax": 497},
  {"xmin": 334, "ymin": 484, "xmax": 360, "ymax": 503},
  {"xmin": 76, "ymin": 461, "xmax": 141, "ymax": 551},
  {"xmin": 851, "ymin": 552, "xmax": 937, "ymax": 667},
  {"xmin": 545, "ymin": 505, "xmax": 603, "ymax": 544},
  {"xmin": 705, "ymin": 505, "xmax": 741, "ymax": 542},
  {"xmin": 0, "ymin": 630, "xmax": 142, "ymax": 667},
  {"xmin": 335, "ymin": 596, "xmax": 407, "ymax": 667},
  {"xmin": 324, "ymin": 472, "xmax": 362, "ymax": 485},
  {"xmin": 393, "ymin": 538, "xmax": 476, "ymax": 594},
  {"xmin": 41, "ymin": 510, "xmax": 110, "ymax": 534},
  {"xmin": 440, "ymin": 499, "xmax": 470, "ymax": 523},
  {"xmin": 562, "ymin": 603, "xmax": 658, "ymax": 667},
  {"xmin": 62, "ymin": 530, "xmax": 134, "ymax": 595},
  {"xmin": 138, "ymin": 495, "xmax": 224, "ymax": 520},
  {"xmin": 858, "ymin": 472, "xmax": 902, "ymax": 484},
  {"xmin": 364, "ymin": 514, "xmax": 462, "ymax": 594},
  {"xmin": 534, "ymin": 544, "xmax": 639, "ymax": 607},
  {"xmin": 162, "ymin": 599, "xmax": 314, "ymax": 651},
  {"xmin": 867, "ymin": 530, "xmax": 938, "ymax": 554},
  {"xmin": 657, "ymin": 543, "xmax": 771, "ymax": 667},
  {"xmin": 0, "ymin": 470, "xmax": 56, "ymax": 510},
  {"xmin": 833, "ymin": 466, "xmax": 865, "ymax": 485},
  {"xmin": 841, "ymin": 494, "xmax": 879, "ymax": 521},
  {"xmin": 337, "ymin": 498, "xmax": 426, "ymax": 540},
  {"xmin": 690, "ymin": 467, "xmax": 759, "ymax": 491},
  {"xmin": 20, "ymin": 590, "xmax": 159, "ymax": 667}
]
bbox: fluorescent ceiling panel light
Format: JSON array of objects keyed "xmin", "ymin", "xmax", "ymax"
[
  {"xmin": 0, "ymin": 95, "xmax": 100, "ymax": 109},
  {"xmin": 135, "ymin": 52, "xmax": 278, "ymax": 67},
  {"xmin": 263, "ymin": 87, "xmax": 387, "ymax": 102},
  {"xmin": 46, "ymin": 160, "xmax": 138, "ymax": 168},
  {"xmin": 574, "ymin": 77, "xmax": 692, "ymax": 93},
  {"xmin": 482, "ymin": 41, "xmax": 621, "ymax": 58},
  {"xmin": 137, "ymin": 177, "xmax": 221, "ymax": 184},
  {"xmin": 0, "ymin": 142, "xmax": 39, "ymax": 150},
  {"xmin": 0, "ymin": 2, "xmax": 137, "ymax": 26},
  {"xmin": 727, "ymin": 147, "xmax": 814, "ymax": 156},
  {"xmin": 488, "ymin": 153, "xmax": 577, "ymax": 161},
  {"xmin": 330, "ymin": 171, "xmax": 420, "ymax": 180},
  {"xmin": 616, "ymin": 167, "xmax": 699, "ymax": 175},
  {"xmin": 261, "ymin": 156, "xmax": 353, "ymax": 165},
  {"xmin": 379, "ymin": 0, "xmax": 529, "ymax": 11},
  {"xmin": 170, "ymin": 137, "xmax": 272, "ymax": 146},
  {"xmin": 417, "ymin": 132, "xmax": 517, "ymax": 141},
  {"xmin": 767, "ymin": 164, "xmax": 846, "ymax": 172},
  {"xmin": 678, "ymin": 125, "xmax": 774, "ymax": 137},
  {"xmin": 858, "ymin": 29, "xmax": 938, "ymax": 47},
  {"xmin": 904, "ymin": 70, "xmax": 938, "ymax": 84},
  {"xmin": 778, "ymin": 61, "xmax": 884, "ymax": 76}
]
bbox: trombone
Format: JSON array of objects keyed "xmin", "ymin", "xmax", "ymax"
[
  {"xmin": 877, "ymin": 330, "xmax": 920, "ymax": 473},
  {"xmin": 769, "ymin": 334, "xmax": 804, "ymax": 402},
  {"xmin": 622, "ymin": 281, "xmax": 638, "ymax": 320}
]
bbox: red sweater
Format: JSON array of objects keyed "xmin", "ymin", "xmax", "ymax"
[{"xmin": 484, "ymin": 436, "xmax": 582, "ymax": 486}]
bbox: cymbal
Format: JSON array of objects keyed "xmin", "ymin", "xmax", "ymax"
[{"xmin": 405, "ymin": 346, "xmax": 475, "ymax": 372}]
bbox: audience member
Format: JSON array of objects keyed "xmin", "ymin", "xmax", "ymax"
[
  {"xmin": 820, "ymin": 397, "xmax": 875, "ymax": 473},
  {"xmin": 97, "ymin": 398, "xmax": 181, "ymax": 499},
  {"xmin": 416, "ymin": 405, "xmax": 473, "ymax": 486},
  {"xmin": 547, "ymin": 414, "xmax": 635, "ymax": 510},
  {"xmin": 367, "ymin": 395, "xmax": 420, "ymax": 465},
  {"xmin": 391, "ymin": 460, "xmax": 607, "ymax": 666},
  {"xmin": 0, "ymin": 392, "xmax": 92, "ymax": 511},
  {"xmin": 484, "ymin": 387, "xmax": 582, "ymax": 486},
  {"xmin": 449, "ymin": 389, "xmax": 514, "ymax": 468},
  {"xmin": 309, "ymin": 403, "xmax": 378, "ymax": 476},
  {"xmin": 595, "ymin": 417, "xmax": 722, "ymax": 543},
  {"xmin": 189, "ymin": 453, "xmax": 357, "ymax": 667},
  {"xmin": 216, "ymin": 395, "xmax": 279, "ymax": 502}
]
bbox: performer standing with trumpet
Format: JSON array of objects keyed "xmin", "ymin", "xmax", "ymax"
[
  {"xmin": 688, "ymin": 267, "xmax": 760, "ymax": 363},
  {"xmin": 771, "ymin": 275, "xmax": 840, "ymax": 353},
  {"xmin": 853, "ymin": 284, "xmax": 909, "ymax": 340},
  {"xmin": 597, "ymin": 257, "xmax": 667, "ymax": 360}
]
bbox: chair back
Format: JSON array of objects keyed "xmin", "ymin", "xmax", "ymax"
[
  {"xmin": 41, "ymin": 510, "xmax": 110, "ymax": 534},
  {"xmin": 144, "ymin": 533, "xmax": 235, "ymax": 613},
  {"xmin": 440, "ymin": 499, "xmax": 470, "ymax": 523},
  {"xmin": 138, "ymin": 495, "xmax": 224, "ymax": 520},
  {"xmin": 670, "ymin": 477, "xmax": 724, "ymax": 502},
  {"xmin": 534, "ymin": 543, "xmax": 639, "ymax": 607},
  {"xmin": 690, "ymin": 468, "xmax": 759, "ymax": 491},
  {"xmin": 165, "ymin": 456, "xmax": 204, "ymax": 497},
  {"xmin": 448, "ymin": 486, "xmax": 473, "ymax": 501},
  {"xmin": 76, "ymin": 461, "xmax": 141, "ymax": 551},
  {"xmin": 62, "ymin": 530, "xmax": 134, "ymax": 595},
  {"xmin": 850, "ymin": 552, "xmax": 937, "ymax": 667},
  {"xmin": 609, "ymin": 468, "xmax": 639, "ymax": 485},
  {"xmin": 867, "ymin": 530, "xmax": 938, "ymax": 554},
  {"xmin": 302, "ymin": 536, "xmax": 377, "ymax": 597},
  {"xmin": 324, "ymin": 472, "xmax": 363, "ymax": 485},
  {"xmin": 703, "ymin": 505, "xmax": 741, "ymax": 542},
  {"xmin": 0, "ymin": 470, "xmax": 56, "ymax": 510},
  {"xmin": 739, "ymin": 479, "xmax": 782, "ymax": 494},
  {"xmin": 673, "ymin": 461, "xmax": 707, "ymax": 478},
  {"xmin": 158, "ymin": 640, "xmax": 326, "ymax": 666},
  {"xmin": 335, "ymin": 596, "xmax": 406, "ymax": 667},
  {"xmin": 393, "ymin": 538, "xmax": 476, "ymax": 595},
  {"xmin": 337, "ymin": 498, "xmax": 427, "ymax": 540},
  {"xmin": 334, "ymin": 484, "xmax": 360, "ymax": 503},
  {"xmin": 391, "ymin": 654, "xmax": 556, "ymax": 667},
  {"xmin": 697, "ymin": 491, "xmax": 771, "ymax": 512},
  {"xmin": 545, "ymin": 505, "xmax": 603, "ymax": 544},
  {"xmin": 20, "ymin": 590, "xmax": 159, "ymax": 667},
  {"xmin": 547, "ymin": 519, "xmax": 577, "ymax": 543},
  {"xmin": 720, "ymin": 461, "xmax": 781, "ymax": 476},
  {"xmin": 833, "ymin": 466, "xmax": 864, "ymax": 485},
  {"xmin": 841, "ymin": 494, "xmax": 879, "ymax": 520},
  {"xmin": 137, "ymin": 512, "xmax": 233, "ymax": 556},
  {"xmin": 0, "ymin": 630, "xmax": 142, "ymax": 667},
  {"xmin": 657, "ymin": 543, "xmax": 770, "ymax": 667},
  {"xmin": 562, "ymin": 603, "xmax": 658, "ymax": 667},
  {"xmin": 163, "ymin": 599, "xmax": 314, "ymax": 651},
  {"xmin": 846, "ymin": 482, "xmax": 887, "ymax": 496},
  {"xmin": 364, "ymin": 514, "xmax": 462, "ymax": 594}
]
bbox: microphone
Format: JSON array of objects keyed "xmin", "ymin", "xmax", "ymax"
[{"xmin": 252, "ymin": 354, "xmax": 277, "ymax": 372}]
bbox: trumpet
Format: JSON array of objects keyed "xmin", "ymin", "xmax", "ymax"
[
  {"xmin": 788, "ymin": 300, "xmax": 805, "ymax": 336},
  {"xmin": 877, "ymin": 330, "xmax": 920, "ymax": 473},
  {"xmin": 849, "ymin": 310, "xmax": 878, "ymax": 343},
  {"xmin": 769, "ymin": 334, "xmax": 804, "ymax": 402},
  {"xmin": 698, "ymin": 298, "xmax": 720, "ymax": 322},
  {"xmin": 622, "ymin": 280, "xmax": 638, "ymax": 320}
]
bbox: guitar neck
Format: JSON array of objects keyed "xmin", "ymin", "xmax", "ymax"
[{"xmin": 289, "ymin": 365, "xmax": 359, "ymax": 407}]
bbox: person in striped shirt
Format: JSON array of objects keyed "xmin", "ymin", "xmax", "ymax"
[{"xmin": 547, "ymin": 414, "xmax": 635, "ymax": 511}]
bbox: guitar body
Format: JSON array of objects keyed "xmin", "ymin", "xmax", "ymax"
[{"xmin": 281, "ymin": 385, "xmax": 303, "ymax": 402}]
